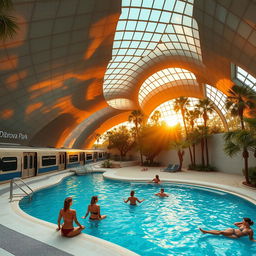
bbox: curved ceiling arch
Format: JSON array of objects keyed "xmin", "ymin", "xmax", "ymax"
[
  {"xmin": 103, "ymin": 0, "xmax": 204, "ymax": 110},
  {"xmin": 80, "ymin": 111, "xmax": 131, "ymax": 149},
  {"xmin": 139, "ymin": 67, "xmax": 198, "ymax": 107}
]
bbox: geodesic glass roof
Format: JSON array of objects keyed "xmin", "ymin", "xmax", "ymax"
[
  {"xmin": 235, "ymin": 66, "xmax": 256, "ymax": 91},
  {"xmin": 205, "ymin": 84, "xmax": 227, "ymax": 116},
  {"xmin": 139, "ymin": 67, "xmax": 197, "ymax": 106},
  {"xmin": 103, "ymin": 0, "xmax": 202, "ymax": 109}
]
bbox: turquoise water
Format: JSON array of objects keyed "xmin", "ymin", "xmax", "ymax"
[{"xmin": 20, "ymin": 174, "xmax": 256, "ymax": 256}]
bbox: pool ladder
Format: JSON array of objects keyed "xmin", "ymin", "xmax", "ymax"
[{"xmin": 9, "ymin": 178, "xmax": 34, "ymax": 202}]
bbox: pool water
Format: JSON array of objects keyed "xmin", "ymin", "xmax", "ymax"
[{"xmin": 20, "ymin": 174, "xmax": 256, "ymax": 256}]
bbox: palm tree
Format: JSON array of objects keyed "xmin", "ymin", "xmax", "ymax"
[
  {"xmin": 0, "ymin": 0, "xmax": 18, "ymax": 40},
  {"xmin": 224, "ymin": 130, "xmax": 256, "ymax": 185},
  {"xmin": 128, "ymin": 110, "xmax": 144, "ymax": 165},
  {"xmin": 226, "ymin": 84, "xmax": 256, "ymax": 130},
  {"xmin": 196, "ymin": 98, "xmax": 214, "ymax": 166},
  {"xmin": 173, "ymin": 97, "xmax": 193, "ymax": 164},
  {"xmin": 94, "ymin": 133, "xmax": 101, "ymax": 149},
  {"xmin": 186, "ymin": 109, "xmax": 200, "ymax": 166},
  {"xmin": 150, "ymin": 110, "xmax": 161, "ymax": 125}
]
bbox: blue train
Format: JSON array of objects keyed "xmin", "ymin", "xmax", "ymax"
[{"xmin": 0, "ymin": 146, "xmax": 107, "ymax": 183}]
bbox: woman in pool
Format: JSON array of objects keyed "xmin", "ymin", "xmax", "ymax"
[
  {"xmin": 123, "ymin": 190, "xmax": 145, "ymax": 205},
  {"xmin": 57, "ymin": 197, "xmax": 85, "ymax": 237},
  {"xmin": 82, "ymin": 196, "xmax": 107, "ymax": 220},
  {"xmin": 155, "ymin": 188, "xmax": 169, "ymax": 197},
  {"xmin": 199, "ymin": 217, "xmax": 256, "ymax": 241},
  {"xmin": 152, "ymin": 174, "xmax": 161, "ymax": 184}
]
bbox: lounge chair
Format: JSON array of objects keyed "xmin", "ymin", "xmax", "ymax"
[{"xmin": 161, "ymin": 164, "xmax": 180, "ymax": 172}]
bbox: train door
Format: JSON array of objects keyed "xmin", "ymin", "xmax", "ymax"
[
  {"xmin": 22, "ymin": 152, "xmax": 37, "ymax": 178},
  {"xmin": 59, "ymin": 152, "xmax": 66, "ymax": 170},
  {"xmin": 80, "ymin": 152, "xmax": 85, "ymax": 165}
]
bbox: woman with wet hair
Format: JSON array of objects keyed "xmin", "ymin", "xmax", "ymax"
[
  {"xmin": 152, "ymin": 174, "xmax": 161, "ymax": 184},
  {"xmin": 200, "ymin": 218, "xmax": 256, "ymax": 241},
  {"xmin": 82, "ymin": 196, "xmax": 106, "ymax": 220},
  {"xmin": 57, "ymin": 197, "xmax": 85, "ymax": 237}
]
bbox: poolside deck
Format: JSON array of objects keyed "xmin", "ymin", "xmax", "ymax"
[{"xmin": 0, "ymin": 167, "xmax": 255, "ymax": 256}]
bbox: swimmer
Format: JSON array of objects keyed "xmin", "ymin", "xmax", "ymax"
[
  {"xmin": 199, "ymin": 218, "xmax": 256, "ymax": 241},
  {"xmin": 82, "ymin": 196, "xmax": 107, "ymax": 220},
  {"xmin": 123, "ymin": 190, "xmax": 145, "ymax": 205},
  {"xmin": 155, "ymin": 188, "xmax": 169, "ymax": 197},
  {"xmin": 57, "ymin": 197, "xmax": 85, "ymax": 237}
]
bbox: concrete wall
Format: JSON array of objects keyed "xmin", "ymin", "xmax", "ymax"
[{"xmin": 157, "ymin": 133, "xmax": 256, "ymax": 175}]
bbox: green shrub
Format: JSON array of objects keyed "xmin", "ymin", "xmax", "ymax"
[
  {"xmin": 143, "ymin": 161, "xmax": 161, "ymax": 167},
  {"xmin": 189, "ymin": 164, "xmax": 217, "ymax": 172},
  {"xmin": 102, "ymin": 160, "xmax": 113, "ymax": 168}
]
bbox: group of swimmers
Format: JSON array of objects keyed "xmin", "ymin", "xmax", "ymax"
[{"xmin": 56, "ymin": 174, "xmax": 256, "ymax": 242}]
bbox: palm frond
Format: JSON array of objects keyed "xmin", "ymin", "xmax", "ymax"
[
  {"xmin": 0, "ymin": 0, "xmax": 13, "ymax": 10},
  {"xmin": 224, "ymin": 141, "xmax": 240, "ymax": 157},
  {"xmin": 0, "ymin": 14, "xmax": 18, "ymax": 40}
]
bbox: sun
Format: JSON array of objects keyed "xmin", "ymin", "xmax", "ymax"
[{"xmin": 164, "ymin": 116, "xmax": 179, "ymax": 127}]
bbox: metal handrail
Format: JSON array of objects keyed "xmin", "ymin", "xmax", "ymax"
[{"xmin": 10, "ymin": 178, "xmax": 34, "ymax": 202}]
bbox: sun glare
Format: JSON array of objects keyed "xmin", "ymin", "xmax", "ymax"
[{"xmin": 165, "ymin": 117, "xmax": 179, "ymax": 127}]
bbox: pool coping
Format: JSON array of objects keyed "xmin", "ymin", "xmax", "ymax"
[
  {"xmin": 103, "ymin": 170, "xmax": 256, "ymax": 205},
  {"xmin": 1, "ymin": 168, "xmax": 256, "ymax": 256},
  {"xmin": 0, "ymin": 170, "xmax": 139, "ymax": 256}
]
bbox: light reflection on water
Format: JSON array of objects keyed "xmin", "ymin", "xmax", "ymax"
[{"xmin": 20, "ymin": 174, "xmax": 256, "ymax": 256}]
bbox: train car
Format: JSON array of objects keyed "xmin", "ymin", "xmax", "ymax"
[{"xmin": 0, "ymin": 146, "xmax": 108, "ymax": 183}]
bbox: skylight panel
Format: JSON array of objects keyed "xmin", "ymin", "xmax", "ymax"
[
  {"xmin": 235, "ymin": 66, "xmax": 256, "ymax": 91},
  {"xmin": 174, "ymin": 1, "xmax": 185, "ymax": 13},
  {"xmin": 160, "ymin": 11, "xmax": 171, "ymax": 23},
  {"xmin": 129, "ymin": 8, "xmax": 140, "ymax": 19},
  {"xmin": 142, "ymin": 0, "xmax": 154, "ymax": 8}
]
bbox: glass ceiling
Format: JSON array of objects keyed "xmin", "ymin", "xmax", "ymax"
[
  {"xmin": 149, "ymin": 97, "xmax": 224, "ymax": 129},
  {"xmin": 235, "ymin": 66, "xmax": 256, "ymax": 91},
  {"xmin": 139, "ymin": 67, "xmax": 197, "ymax": 106},
  {"xmin": 205, "ymin": 84, "xmax": 227, "ymax": 116},
  {"xmin": 103, "ymin": 0, "xmax": 202, "ymax": 109}
]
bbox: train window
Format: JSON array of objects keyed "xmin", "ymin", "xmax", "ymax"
[
  {"xmin": 24, "ymin": 156, "xmax": 28, "ymax": 169},
  {"xmin": 0, "ymin": 157, "xmax": 17, "ymax": 172},
  {"xmin": 99, "ymin": 153, "xmax": 103, "ymax": 158},
  {"xmin": 42, "ymin": 156, "xmax": 56, "ymax": 166},
  {"xmin": 59, "ymin": 155, "xmax": 61, "ymax": 164},
  {"xmin": 69, "ymin": 155, "xmax": 78, "ymax": 163},
  {"xmin": 86, "ymin": 154, "xmax": 93, "ymax": 160}
]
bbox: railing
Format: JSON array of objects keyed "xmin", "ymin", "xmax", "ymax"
[{"xmin": 9, "ymin": 178, "xmax": 33, "ymax": 202}]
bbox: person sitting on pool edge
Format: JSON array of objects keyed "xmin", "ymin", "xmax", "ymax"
[
  {"xmin": 199, "ymin": 217, "xmax": 256, "ymax": 241},
  {"xmin": 123, "ymin": 190, "xmax": 145, "ymax": 205},
  {"xmin": 152, "ymin": 174, "xmax": 161, "ymax": 184},
  {"xmin": 82, "ymin": 196, "xmax": 107, "ymax": 220},
  {"xmin": 57, "ymin": 197, "xmax": 85, "ymax": 237},
  {"xmin": 155, "ymin": 188, "xmax": 169, "ymax": 197}
]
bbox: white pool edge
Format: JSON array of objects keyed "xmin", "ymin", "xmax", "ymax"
[
  {"xmin": 103, "ymin": 171, "xmax": 256, "ymax": 205},
  {"xmin": 2, "ymin": 169, "xmax": 256, "ymax": 256},
  {"xmin": 0, "ymin": 170, "xmax": 139, "ymax": 256}
]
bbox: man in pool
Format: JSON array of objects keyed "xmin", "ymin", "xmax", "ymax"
[
  {"xmin": 123, "ymin": 190, "xmax": 145, "ymax": 205},
  {"xmin": 155, "ymin": 188, "xmax": 169, "ymax": 197},
  {"xmin": 199, "ymin": 217, "xmax": 256, "ymax": 241}
]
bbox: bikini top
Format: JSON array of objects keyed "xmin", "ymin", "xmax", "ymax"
[{"xmin": 239, "ymin": 227, "xmax": 250, "ymax": 235}]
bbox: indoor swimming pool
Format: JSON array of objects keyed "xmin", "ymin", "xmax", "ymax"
[{"xmin": 20, "ymin": 173, "xmax": 256, "ymax": 256}]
